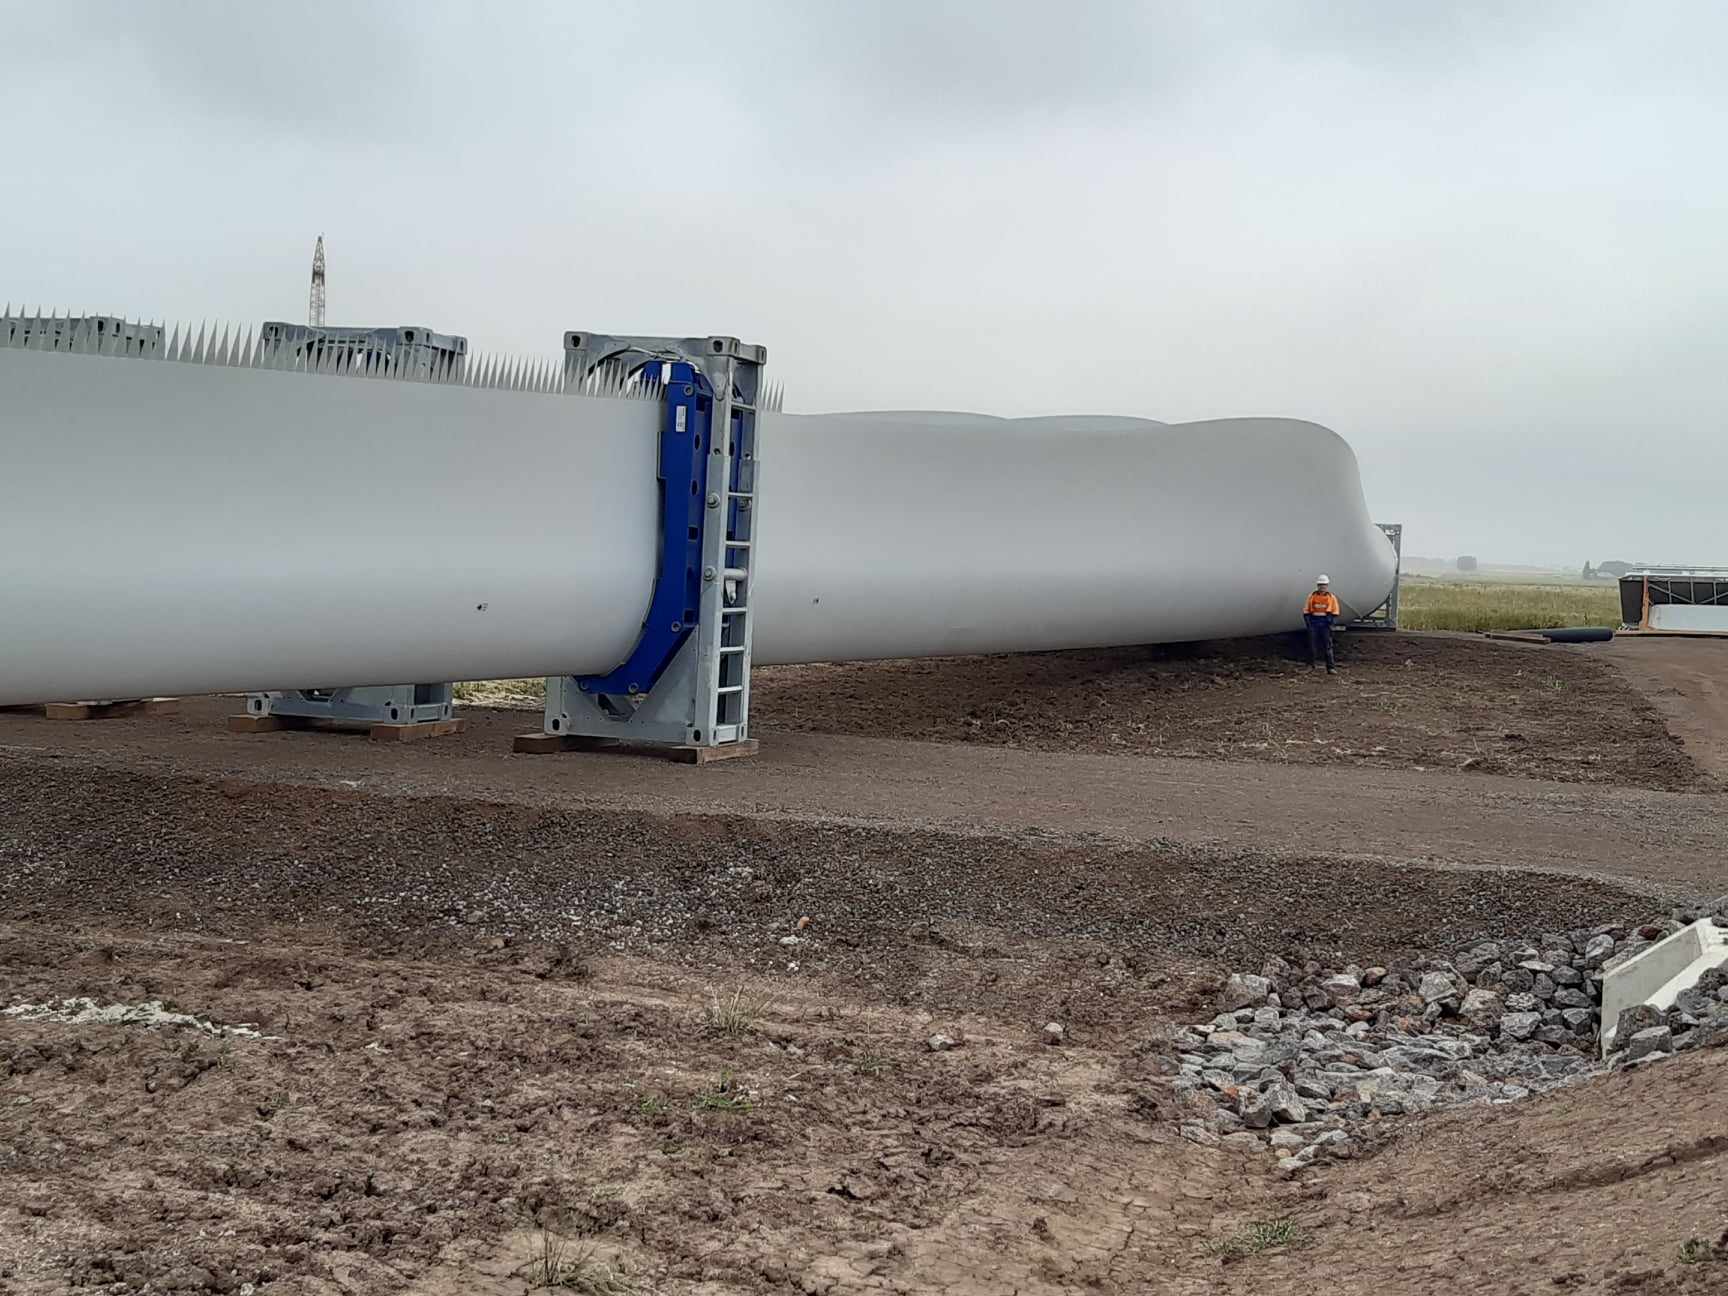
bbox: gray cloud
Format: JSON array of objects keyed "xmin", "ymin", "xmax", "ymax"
[
  {"xmin": 13, "ymin": 3, "xmax": 426, "ymax": 133},
  {"xmin": 4, "ymin": 0, "xmax": 1726, "ymax": 566}
]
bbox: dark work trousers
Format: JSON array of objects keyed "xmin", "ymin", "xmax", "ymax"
[{"xmin": 1305, "ymin": 615, "xmax": 1336, "ymax": 671}]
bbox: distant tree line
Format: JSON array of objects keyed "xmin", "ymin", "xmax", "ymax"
[
  {"xmin": 1453, "ymin": 557, "xmax": 1636, "ymax": 579},
  {"xmin": 1451, "ymin": 557, "xmax": 1634, "ymax": 579}
]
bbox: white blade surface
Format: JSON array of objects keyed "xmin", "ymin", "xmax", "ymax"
[{"xmin": 0, "ymin": 338, "xmax": 1395, "ymax": 704}]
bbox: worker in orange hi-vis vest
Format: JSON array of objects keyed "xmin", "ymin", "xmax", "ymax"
[{"xmin": 1303, "ymin": 575, "xmax": 1342, "ymax": 674}]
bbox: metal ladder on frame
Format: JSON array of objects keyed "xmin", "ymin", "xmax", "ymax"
[{"xmin": 709, "ymin": 381, "xmax": 760, "ymax": 745}]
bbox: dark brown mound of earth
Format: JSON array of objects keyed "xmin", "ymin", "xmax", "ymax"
[{"xmin": 752, "ymin": 633, "xmax": 1700, "ymax": 790}]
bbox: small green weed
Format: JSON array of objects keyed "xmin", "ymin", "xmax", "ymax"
[
  {"xmin": 1210, "ymin": 1219, "xmax": 1312, "ymax": 1261},
  {"xmin": 703, "ymin": 984, "xmax": 774, "ymax": 1037},
  {"xmin": 518, "ymin": 1211, "xmax": 636, "ymax": 1293},
  {"xmin": 1678, "ymin": 1236, "xmax": 1721, "ymax": 1265},
  {"xmin": 692, "ymin": 1069, "xmax": 753, "ymax": 1114}
]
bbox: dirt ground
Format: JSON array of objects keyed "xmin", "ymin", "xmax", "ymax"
[
  {"xmin": 752, "ymin": 632, "xmax": 1703, "ymax": 791},
  {"xmin": 3, "ymin": 632, "xmax": 1727, "ymax": 1295},
  {"xmin": 6, "ymin": 921, "xmax": 1725, "ymax": 1296},
  {"xmin": 1598, "ymin": 634, "xmax": 1728, "ymax": 784}
]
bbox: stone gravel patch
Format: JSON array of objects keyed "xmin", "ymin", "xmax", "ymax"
[{"xmin": 1166, "ymin": 896, "xmax": 1728, "ymax": 1172}]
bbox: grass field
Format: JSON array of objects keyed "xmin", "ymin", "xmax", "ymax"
[
  {"xmin": 1396, "ymin": 577, "xmax": 1621, "ymax": 633},
  {"xmin": 452, "ymin": 677, "xmax": 544, "ymax": 704}
]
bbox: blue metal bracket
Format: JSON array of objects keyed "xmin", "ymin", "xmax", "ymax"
[{"xmin": 573, "ymin": 363, "xmax": 712, "ymax": 700}]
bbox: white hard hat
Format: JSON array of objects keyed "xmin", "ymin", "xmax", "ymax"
[{"xmin": 1316, "ymin": 574, "xmax": 1331, "ymax": 585}]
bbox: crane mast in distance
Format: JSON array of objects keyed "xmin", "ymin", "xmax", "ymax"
[{"xmin": 308, "ymin": 235, "xmax": 326, "ymax": 328}]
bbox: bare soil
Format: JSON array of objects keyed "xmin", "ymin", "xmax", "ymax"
[
  {"xmin": 0, "ymin": 692, "xmax": 1721, "ymax": 898},
  {"xmin": 5, "ymin": 895, "xmax": 1726, "ymax": 1296},
  {"xmin": 1599, "ymin": 634, "xmax": 1728, "ymax": 784},
  {"xmin": 753, "ymin": 633, "xmax": 1702, "ymax": 790},
  {"xmin": 3, "ymin": 632, "xmax": 1726, "ymax": 1295}
]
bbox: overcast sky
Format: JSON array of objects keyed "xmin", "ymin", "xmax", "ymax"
[{"xmin": 8, "ymin": 1, "xmax": 1724, "ymax": 566}]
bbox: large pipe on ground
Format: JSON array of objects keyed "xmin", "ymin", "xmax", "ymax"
[{"xmin": 0, "ymin": 342, "xmax": 1395, "ymax": 705}]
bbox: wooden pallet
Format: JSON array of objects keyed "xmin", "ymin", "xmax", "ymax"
[
  {"xmin": 0, "ymin": 698, "xmax": 181, "ymax": 721},
  {"xmin": 228, "ymin": 714, "xmax": 467, "ymax": 743},
  {"xmin": 512, "ymin": 732, "xmax": 759, "ymax": 765}
]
